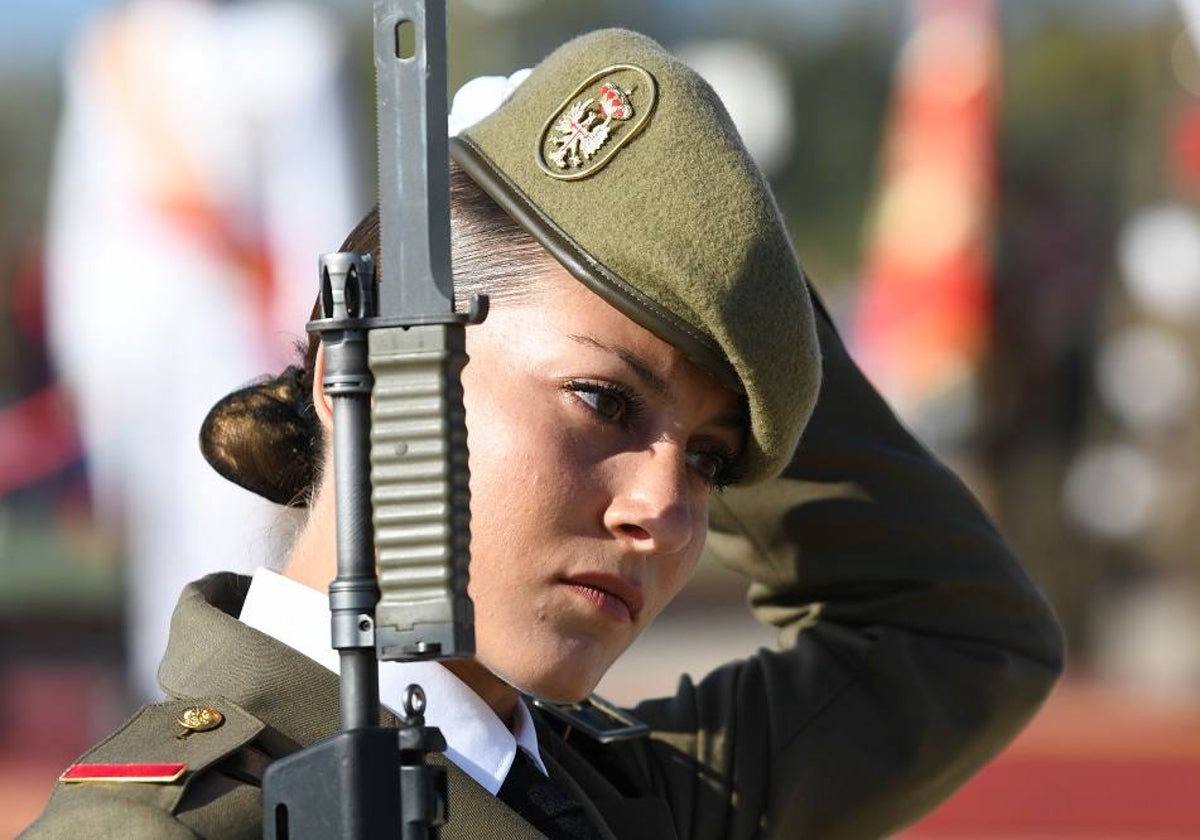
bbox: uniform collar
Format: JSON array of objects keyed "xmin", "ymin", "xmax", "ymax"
[
  {"xmin": 238, "ymin": 567, "xmax": 546, "ymax": 793},
  {"xmin": 157, "ymin": 572, "xmax": 546, "ymax": 795}
]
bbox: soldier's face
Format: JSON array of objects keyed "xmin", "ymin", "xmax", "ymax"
[{"xmin": 459, "ymin": 268, "xmax": 744, "ymax": 703}]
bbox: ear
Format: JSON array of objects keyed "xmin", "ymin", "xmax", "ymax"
[{"xmin": 311, "ymin": 344, "xmax": 334, "ymax": 429}]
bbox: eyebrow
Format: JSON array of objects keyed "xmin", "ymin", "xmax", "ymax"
[
  {"xmin": 568, "ymin": 334, "xmax": 669, "ymax": 394},
  {"xmin": 567, "ymin": 334, "xmax": 745, "ymax": 432}
]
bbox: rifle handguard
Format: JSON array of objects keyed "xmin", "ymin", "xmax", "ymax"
[{"xmin": 370, "ymin": 323, "xmax": 475, "ymax": 660}]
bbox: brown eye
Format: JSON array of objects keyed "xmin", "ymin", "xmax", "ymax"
[
  {"xmin": 686, "ymin": 447, "xmax": 738, "ymax": 491},
  {"xmin": 581, "ymin": 388, "xmax": 624, "ymax": 421},
  {"xmin": 565, "ymin": 380, "xmax": 642, "ymax": 426}
]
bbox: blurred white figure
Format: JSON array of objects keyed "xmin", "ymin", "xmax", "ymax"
[{"xmin": 45, "ymin": 0, "xmax": 362, "ymax": 702}]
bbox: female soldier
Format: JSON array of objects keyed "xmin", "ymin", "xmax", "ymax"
[{"xmin": 23, "ymin": 29, "xmax": 1062, "ymax": 839}]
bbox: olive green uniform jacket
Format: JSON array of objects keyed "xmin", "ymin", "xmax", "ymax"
[{"xmin": 22, "ymin": 303, "xmax": 1064, "ymax": 839}]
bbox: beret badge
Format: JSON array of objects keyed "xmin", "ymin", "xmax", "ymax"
[{"xmin": 536, "ymin": 64, "xmax": 657, "ymax": 181}]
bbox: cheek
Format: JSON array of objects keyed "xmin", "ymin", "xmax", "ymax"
[
  {"xmin": 644, "ymin": 507, "xmax": 709, "ymax": 620},
  {"xmin": 463, "ymin": 362, "xmax": 544, "ymax": 514},
  {"xmin": 463, "ymin": 369, "xmax": 605, "ymax": 526},
  {"xmin": 460, "ymin": 372, "xmax": 587, "ymax": 603},
  {"xmin": 666, "ymin": 549, "xmax": 703, "ymax": 603},
  {"xmin": 465, "ymin": 391, "xmax": 561, "ymax": 529}
]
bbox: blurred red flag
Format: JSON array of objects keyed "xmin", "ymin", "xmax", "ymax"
[
  {"xmin": 851, "ymin": 0, "xmax": 998, "ymax": 421},
  {"xmin": 0, "ymin": 386, "xmax": 81, "ymax": 497},
  {"xmin": 1169, "ymin": 103, "xmax": 1200, "ymax": 194}
]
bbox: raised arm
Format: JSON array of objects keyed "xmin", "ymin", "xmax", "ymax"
[{"xmin": 627, "ymin": 293, "xmax": 1063, "ymax": 839}]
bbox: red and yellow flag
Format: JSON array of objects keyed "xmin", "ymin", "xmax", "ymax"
[{"xmin": 851, "ymin": 0, "xmax": 998, "ymax": 423}]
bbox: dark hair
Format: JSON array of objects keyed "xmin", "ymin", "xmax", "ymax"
[{"xmin": 200, "ymin": 163, "xmax": 558, "ymax": 507}]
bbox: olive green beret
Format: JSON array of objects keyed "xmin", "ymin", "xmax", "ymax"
[{"xmin": 451, "ymin": 28, "xmax": 820, "ymax": 483}]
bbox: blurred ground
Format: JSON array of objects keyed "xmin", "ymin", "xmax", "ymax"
[{"xmin": 901, "ymin": 681, "xmax": 1200, "ymax": 839}]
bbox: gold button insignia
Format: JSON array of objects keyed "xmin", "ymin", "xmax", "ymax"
[
  {"xmin": 175, "ymin": 706, "xmax": 225, "ymax": 739},
  {"xmin": 537, "ymin": 64, "xmax": 657, "ymax": 181}
]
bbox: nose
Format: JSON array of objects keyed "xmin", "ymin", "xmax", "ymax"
[{"xmin": 603, "ymin": 446, "xmax": 695, "ymax": 555}]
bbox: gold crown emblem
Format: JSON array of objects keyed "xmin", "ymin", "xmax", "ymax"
[{"xmin": 537, "ymin": 64, "xmax": 657, "ymax": 181}]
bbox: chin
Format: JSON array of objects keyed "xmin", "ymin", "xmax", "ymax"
[
  {"xmin": 526, "ymin": 676, "xmax": 595, "ymax": 706},
  {"xmin": 485, "ymin": 645, "xmax": 611, "ymax": 705}
]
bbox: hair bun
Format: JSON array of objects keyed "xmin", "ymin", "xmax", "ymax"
[{"xmin": 199, "ymin": 365, "xmax": 318, "ymax": 507}]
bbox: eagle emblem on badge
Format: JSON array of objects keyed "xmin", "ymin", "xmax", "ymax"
[
  {"xmin": 537, "ymin": 65, "xmax": 657, "ymax": 181},
  {"xmin": 548, "ymin": 82, "xmax": 634, "ymax": 170}
]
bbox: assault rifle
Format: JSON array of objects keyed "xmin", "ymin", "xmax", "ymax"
[{"xmin": 261, "ymin": 1, "xmax": 484, "ymax": 837}]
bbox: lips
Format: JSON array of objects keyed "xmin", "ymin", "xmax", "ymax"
[{"xmin": 561, "ymin": 572, "xmax": 645, "ymax": 623}]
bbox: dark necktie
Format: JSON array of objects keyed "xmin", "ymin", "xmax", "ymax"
[{"xmin": 497, "ymin": 749, "xmax": 606, "ymax": 839}]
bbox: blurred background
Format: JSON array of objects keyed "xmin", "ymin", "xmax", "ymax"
[{"xmin": 3, "ymin": 0, "xmax": 1199, "ymax": 836}]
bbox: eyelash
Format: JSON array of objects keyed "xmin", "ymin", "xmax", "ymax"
[
  {"xmin": 687, "ymin": 446, "xmax": 742, "ymax": 492},
  {"xmin": 564, "ymin": 379, "xmax": 741, "ymax": 491},
  {"xmin": 565, "ymin": 379, "xmax": 643, "ymax": 427}
]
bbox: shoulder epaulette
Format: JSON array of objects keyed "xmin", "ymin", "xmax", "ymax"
[{"xmin": 56, "ymin": 696, "xmax": 265, "ymax": 813}]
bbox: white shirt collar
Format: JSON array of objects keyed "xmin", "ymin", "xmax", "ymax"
[{"xmin": 238, "ymin": 567, "xmax": 546, "ymax": 794}]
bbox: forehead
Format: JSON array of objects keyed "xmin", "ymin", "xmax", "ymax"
[{"xmin": 483, "ymin": 264, "xmax": 743, "ymax": 416}]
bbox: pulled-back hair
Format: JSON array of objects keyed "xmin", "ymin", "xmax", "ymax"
[{"xmin": 200, "ymin": 162, "xmax": 558, "ymax": 507}]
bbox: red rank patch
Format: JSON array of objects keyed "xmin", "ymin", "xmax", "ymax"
[{"xmin": 60, "ymin": 762, "xmax": 187, "ymax": 784}]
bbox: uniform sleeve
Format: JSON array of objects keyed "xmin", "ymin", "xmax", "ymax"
[
  {"xmin": 625, "ymin": 295, "xmax": 1064, "ymax": 840},
  {"xmin": 20, "ymin": 789, "xmax": 201, "ymax": 840}
]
